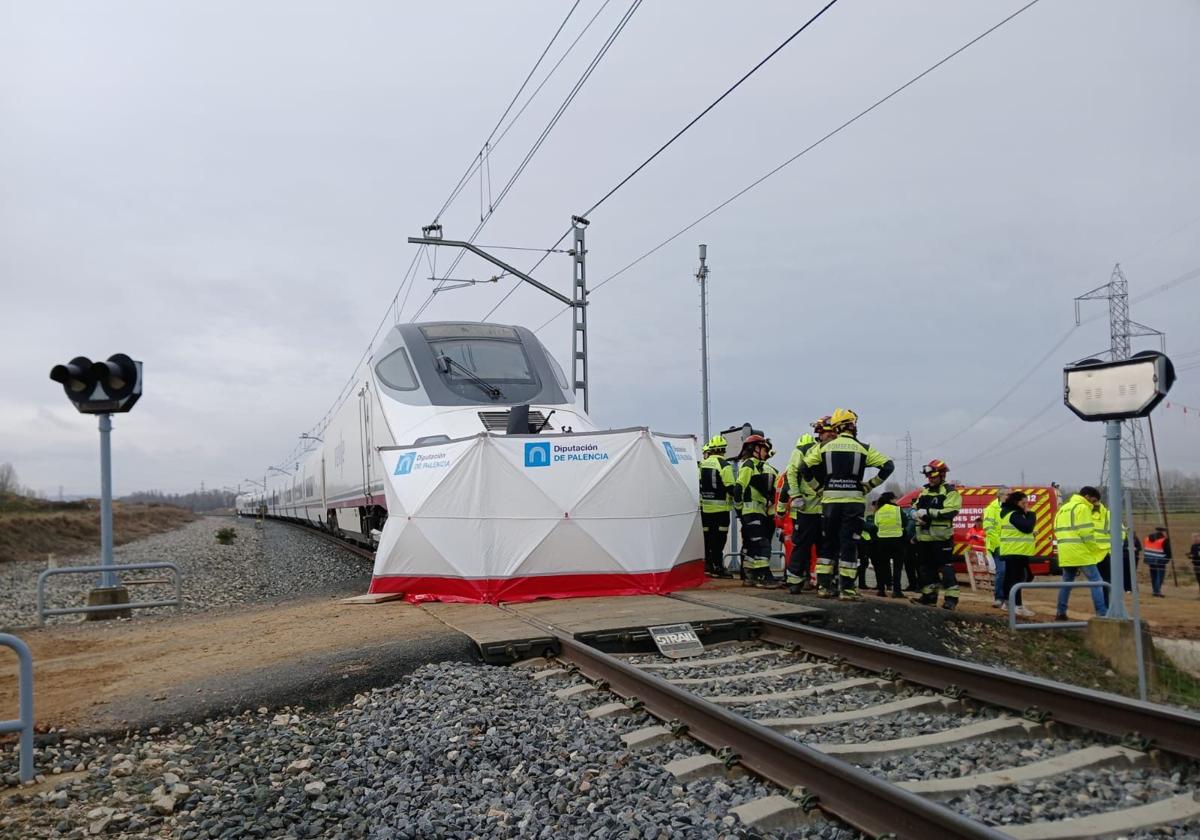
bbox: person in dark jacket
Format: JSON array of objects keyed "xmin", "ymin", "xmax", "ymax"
[
  {"xmin": 1190, "ymin": 533, "xmax": 1200, "ymax": 587},
  {"xmin": 999, "ymin": 491, "xmax": 1037, "ymax": 616}
]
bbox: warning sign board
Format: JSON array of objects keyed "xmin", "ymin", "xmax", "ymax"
[{"xmin": 648, "ymin": 623, "xmax": 704, "ymax": 659}]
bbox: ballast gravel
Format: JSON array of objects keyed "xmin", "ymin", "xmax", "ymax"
[
  {"xmin": 866, "ymin": 735, "xmax": 1098, "ymax": 781},
  {"xmin": 2, "ymin": 661, "xmax": 861, "ymax": 839},
  {"xmin": 0, "ymin": 517, "xmax": 371, "ymax": 628},
  {"xmin": 950, "ymin": 765, "xmax": 1200, "ymax": 828}
]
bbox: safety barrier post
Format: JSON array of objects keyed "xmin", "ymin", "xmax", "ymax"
[
  {"xmin": 37, "ymin": 562, "xmax": 183, "ymax": 625},
  {"xmin": 1007, "ymin": 580, "xmax": 1111, "ymax": 630},
  {"xmin": 0, "ymin": 634, "xmax": 34, "ymax": 784}
]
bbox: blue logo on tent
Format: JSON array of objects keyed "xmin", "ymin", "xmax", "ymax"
[
  {"xmin": 662, "ymin": 442, "xmax": 679, "ymax": 465},
  {"xmin": 524, "ymin": 441, "xmax": 552, "ymax": 468},
  {"xmin": 394, "ymin": 452, "xmax": 416, "ymax": 475}
]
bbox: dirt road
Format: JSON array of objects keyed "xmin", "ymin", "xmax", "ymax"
[{"xmin": 0, "ymin": 594, "xmax": 471, "ymax": 735}]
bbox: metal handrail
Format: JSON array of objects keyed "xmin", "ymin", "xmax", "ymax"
[
  {"xmin": 1007, "ymin": 580, "xmax": 1111, "ymax": 630},
  {"xmin": 37, "ymin": 562, "xmax": 183, "ymax": 625},
  {"xmin": 0, "ymin": 633, "xmax": 34, "ymax": 783}
]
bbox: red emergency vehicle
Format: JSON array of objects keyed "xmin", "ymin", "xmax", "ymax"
[{"xmin": 897, "ymin": 484, "xmax": 1061, "ymax": 575}]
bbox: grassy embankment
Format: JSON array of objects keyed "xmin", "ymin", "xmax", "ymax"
[{"xmin": 0, "ymin": 493, "xmax": 196, "ymax": 564}]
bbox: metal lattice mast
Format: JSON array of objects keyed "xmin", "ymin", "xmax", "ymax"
[
  {"xmin": 1074, "ymin": 264, "xmax": 1165, "ymax": 509},
  {"xmin": 902, "ymin": 431, "xmax": 917, "ymax": 490}
]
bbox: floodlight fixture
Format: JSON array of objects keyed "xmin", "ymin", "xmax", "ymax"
[{"xmin": 1063, "ymin": 351, "xmax": 1175, "ymax": 422}]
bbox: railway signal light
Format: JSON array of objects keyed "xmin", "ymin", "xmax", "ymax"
[{"xmin": 49, "ymin": 353, "xmax": 142, "ymax": 414}]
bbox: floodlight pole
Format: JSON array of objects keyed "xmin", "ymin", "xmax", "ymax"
[
  {"xmin": 408, "ymin": 221, "xmax": 590, "ymax": 411},
  {"xmin": 697, "ymin": 244, "xmax": 711, "ymax": 442},
  {"xmin": 1103, "ymin": 421, "xmax": 1127, "ymax": 619},
  {"xmin": 98, "ymin": 412, "xmax": 117, "ymax": 589}
]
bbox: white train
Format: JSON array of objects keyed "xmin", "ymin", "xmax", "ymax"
[{"xmin": 236, "ymin": 321, "xmax": 595, "ymax": 545}]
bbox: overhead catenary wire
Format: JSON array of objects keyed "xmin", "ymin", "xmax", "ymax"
[
  {"xmin": 435, "ymin": 0, "xmax": 615, "ymax": 225},
  {"xmin": 483, "ymin": 0, "xmax": 843, "ymax": 324},
  {"xmin": 580, "ymin": 0, "xmax": 841, "ymax": 219},
  {"xmin": 408, "ymin": 0, "xmax": 643, "ymax": 323},
  {"xmin": 532, "ymin": 0, "xmax": 1047, "ymax": 335},
  {"xmin": 431, "ymin": 0, "xmax": 582, "ymax": 225}
]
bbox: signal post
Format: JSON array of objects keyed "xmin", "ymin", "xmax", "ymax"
[{"xmin": 49, "ymin": 353, "xmax": 143, "ymax": 619}]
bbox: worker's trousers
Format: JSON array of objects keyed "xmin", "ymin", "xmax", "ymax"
[
  {"xmin": 700, "ymin": 510, "xmax": 730, "ymax": 576},
  {"xmin": 818, "ymin": 502, "xmax": 864, "ymax": 593},
  {"xmin": 871, "ymin": 537, "xmax": 906, "ymax": 594},
  {"xmin": 786, "ymin": 513, "xmax": 821, "ymax": 586},
  {"xmin": 916, "ymin": 540, "xmax": 959, "ymax": 603},
  {"xmin": 740, "ymin": 513, "xmax": 775, "ymax": 582}
]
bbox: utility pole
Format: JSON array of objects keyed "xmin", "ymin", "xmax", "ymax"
[
  {"xmin": 1075, "ymin": 264, "xmax": 1165, "ymax": 511},
  {"xmin": 697, "ymin": 244, "xmax": 711, "ymax": 442},
  {"xmin": 409, "ymin": 220, "xmax": 590, "ymax": 411},
  {"xmin": 571, "ymin": 216, "xmax": 590, "ymax": 413}
]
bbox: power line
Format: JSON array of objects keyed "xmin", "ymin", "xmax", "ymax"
[
  {"xmin": 581, "ymin": 0, "xmax": 841, "ymax": 218},
  {"xmin": 533, "ymin": 0, "xmax": 1046, "ymax": 333},
  {"xmin": 931, "ymin": 326, "xmax": 1078, "ymax": 450},
  {"xmin": 954, "ymin": 397, "xmax": 1061, "ymax": 469}
]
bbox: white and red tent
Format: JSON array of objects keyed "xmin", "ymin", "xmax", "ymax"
[{"xmin": 369, "ymin": 428, "xmax": 705, "ymax": 603}]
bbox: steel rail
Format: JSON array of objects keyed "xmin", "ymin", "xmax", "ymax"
[
  {"xmin": 555, "ymin": 635, "xmax": 1005, "ymax": 839},
  {"xmin": 269, "ymin": 517, "xmax": 377, "ymax": 561},
  {"xmin": 682, "ymin": 604, "xmax": 1200, "ymax": 761}
]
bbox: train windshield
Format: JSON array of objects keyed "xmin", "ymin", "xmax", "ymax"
[{"xmin": 427, "ymin": 337, "xmax": 541, "ymax": 403}]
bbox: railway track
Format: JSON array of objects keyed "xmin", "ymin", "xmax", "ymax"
[
  {"xmin": 513, "ymin": 606, "xmax": 1200, "ymax": 839},
  {"xmin": 267, "ymin": 516, "xmax": 377, "ymax": 562}
]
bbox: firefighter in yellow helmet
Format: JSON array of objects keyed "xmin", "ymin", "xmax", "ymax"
[
  {"xmin": 735, "ymin": 434, "xmax": 781, "ymax": 587},
  {"xmin": 912, "ymin": 459, "xmax": 964, "ymax": 610},
  {"xmin": 698, "ymin": 435, "xmax": 735, "ymax": 578},
  {"xmin": 801, "ymin": 409, "xmax": 894, "ymax": 599},
  {"xmin": 782, "ymin": 417, "xmax": 833, "ymax": 593}
]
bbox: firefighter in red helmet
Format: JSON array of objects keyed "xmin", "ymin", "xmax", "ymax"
[
  {"xmin": 912, "ymin": 459, "xmax": 963, "ymax": 610},
  {"xmin": 735, "ymin": 434, "xmax": 780, "ymax": 586}
]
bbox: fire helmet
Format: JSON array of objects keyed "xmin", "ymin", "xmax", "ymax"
[
  {"xmin": 830, "ymin": 408, "xmax": 858, "ymax": 430},
  {"xmin": 922, "ymin": 459, "xmax": 949, "ymax": 479}
]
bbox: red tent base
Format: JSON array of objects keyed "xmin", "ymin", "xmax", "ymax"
[{"xmin": 368, "ymin": 558, "xmax": 706, "ymax": 604}]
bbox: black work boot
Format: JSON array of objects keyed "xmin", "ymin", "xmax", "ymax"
[
  {"xmin": 942, "ymin": 596, "xmax": 959, "ymax": 611},
  {"xmin": 913, "ymin": 591, "xmax": 938, "ymax": 606}
]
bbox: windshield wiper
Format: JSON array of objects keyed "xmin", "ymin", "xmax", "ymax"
[{"xmin": 438, "ymin": 355, "xmax": 504, "ymax": 400}]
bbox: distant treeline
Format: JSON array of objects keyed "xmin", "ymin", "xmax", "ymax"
[{"xmin": 120, "ymin": 489, "xmax": 237, "ymax": 512}]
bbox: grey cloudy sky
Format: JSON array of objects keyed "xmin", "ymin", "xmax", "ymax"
[{"xmin": 2, "ymin": 0, "xmax": 1198, "ymax": 497}]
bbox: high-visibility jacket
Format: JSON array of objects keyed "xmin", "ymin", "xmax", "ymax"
[
  {"xmin": 698, "ymin": 455, "xmax": 735, "ymax": 514},
  {"xmin": 981, "ymin": 498, "xmax": 1002, "ymax": 552},
  {"xmin": 861, "ymin": 514, "xmax": 873, "ymax": 542},
  {"xmin": 999, "ymin": 509, "xmax": 1036, "ymax": 555},
  {"xmin": 1091, "ymin": 503, "xmax": 1111, "ymax": 557},
  {"xmin": 736, "ymin": 458, "xmax": 777, "ymax": 517},
  {"xmin": 801, "ymin": 432, "xmax": 894, "ymax": 505},
  {"xmin": 874, "ymin": 503, "xmax": 904, "ymax": 538},
  {"xmin": 966, "ymin": 526, "xmax": 986, "ymax": 552},
  {"xmin": 785, "ymin": 435, "xmax": 822, "ymax": 515},
  {"xmin": 911, "ymin": 483, "xmax": 962, "ymax": 542},
  {"xmin": 1054, "ymin": 494, "xmax": 1101, "ymax": 567},
  {"xmin": 1144, "ymin": 534, "xmax": 1169, "ymax": 567}
]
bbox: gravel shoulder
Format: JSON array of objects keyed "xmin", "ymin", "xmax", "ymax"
[
  {"xmin": 0, "ymin": 593, "xmax": 471, "ymax": 735},
  {"xmin": 0, "ymin": 517, "xmax": 473, "ymax": 734}
]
